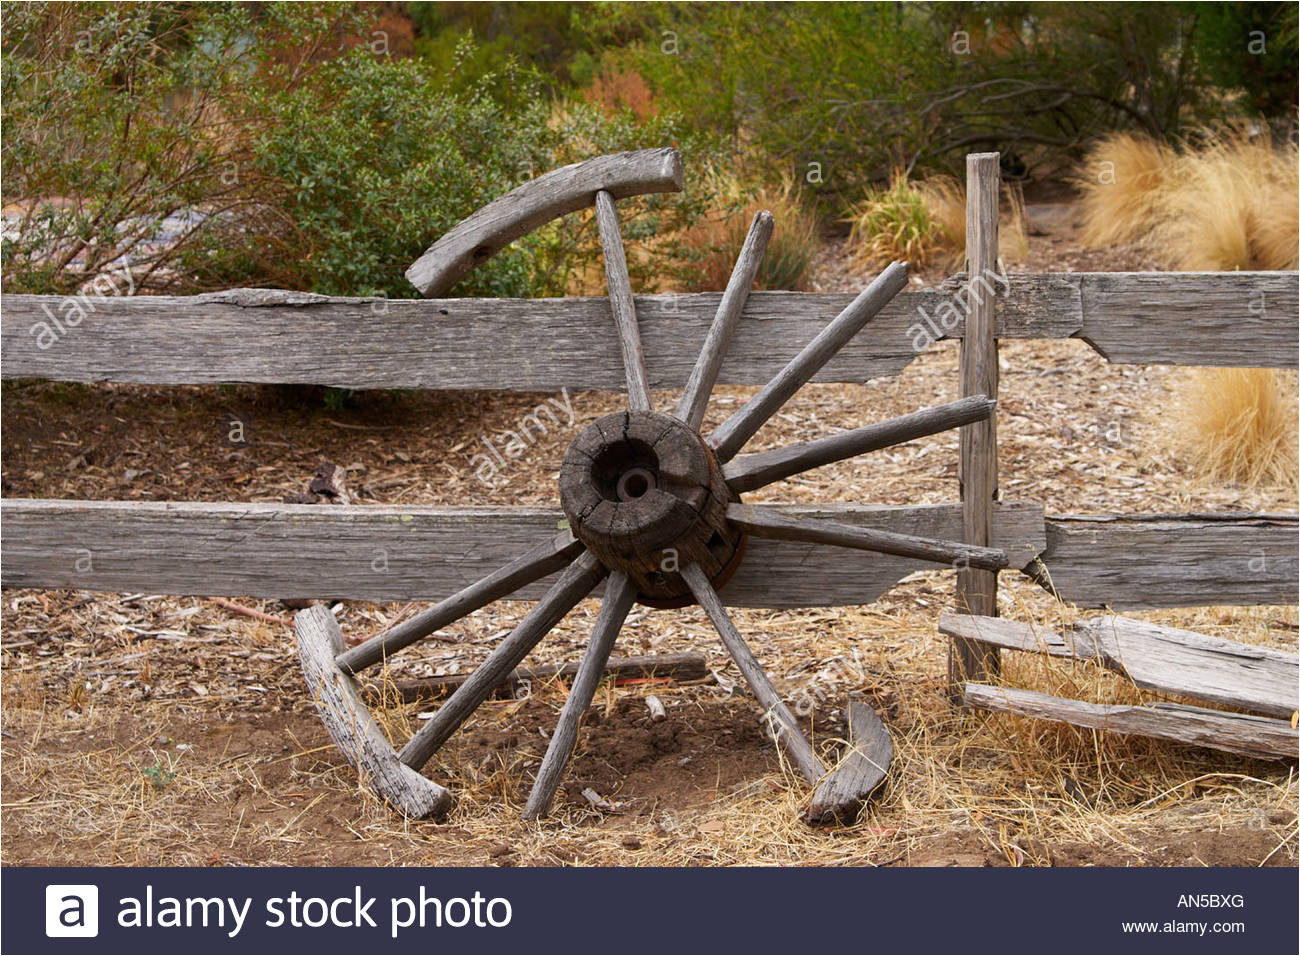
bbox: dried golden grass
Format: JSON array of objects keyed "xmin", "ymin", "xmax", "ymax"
[
  {"xmin": 1077, "ymin": 128, "xmax": 1299, "ymax": 271},
  {"xmin": 846, "ymin": 171, "xmax": 1028, "ymax": 274},
  {"xmin": 677, "ymin": 174, "xmax": 819, "ymax": 292},
  {"xmin": 1174, "ymin": 368, "xmax": 1299, "ymax": 491},
  {"xmin": 1075, "ymin": 133, "xmax": 1178, "ymax": 246},
  {"xmin": 1156, "ymin": 130, "xmax": 1300, "ymax": 271},
  {"xmin": 1079, "ymin": 130, "xmax": 1300, "ymax": 489}
]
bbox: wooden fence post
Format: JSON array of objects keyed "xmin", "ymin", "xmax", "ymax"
[{"xmin": 950, "ymin": 151, "xmax": 1002, "ymax": 695}]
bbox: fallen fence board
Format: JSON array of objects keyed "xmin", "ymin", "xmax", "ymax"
[
  {"xmin": 1030, "ymin": 513, "xmax": 1299, "ymax": 609},
  {"xmin": 1077, "ymin": 272, "xmax": 1299, "ymax": 368},
  {"xmin": 964, "ymin": 683, "xmax": 1298, "ymax": 761},
  {"xmin": 0, "ymin": 499, "xmax": 1045, "ymax": 609},
  {"xmin": 938, "ymin": 614, "xmax": 1076, "ymax": 657},
  {"xmin": 1073, "ymin": 616, "xmax": 1299, "ymax": 720},
  {"xmin": 941, "ymin": 613, "xmax": 1300, "ymax": 720}
]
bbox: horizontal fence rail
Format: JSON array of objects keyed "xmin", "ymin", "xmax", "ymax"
[
  {"xmin": 2, "ymin": 272, "xmax": 1295, "ymax": 391},
  {"xmin": 3, "ymin": 499, "xmax": 1294, "ymax": 611},
  {"xmin": 1033, "ymin": 512, "xmax": 1299, "ymax": 609},
  {"xmin": 1, "ymin": 499, "xmax": 1045, "ymax": 609}
]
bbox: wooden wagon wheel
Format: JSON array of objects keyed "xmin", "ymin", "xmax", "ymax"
[{"xmin": 295, "ymin": 148, "xmax": 1007, "ymax": 822}]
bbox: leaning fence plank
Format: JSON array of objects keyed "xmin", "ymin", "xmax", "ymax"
[
  {"xmin": 964, "ymin": 683, "xmax": 1298, "ymax": 761},
  {"xmin": 1072, "ymin": 616, "xmax": 1299, "ymax": 719},
  {"xmin": 941, "ymin": 612, "xmax": 1300, "ymax": 719},
  {"xmin": 0, "ymin": 498, "xmax": 1044, "ymax": 609},
  {"xmin": 1030, "ymin": 513, "xmax": 1299, "ymax": 609}
]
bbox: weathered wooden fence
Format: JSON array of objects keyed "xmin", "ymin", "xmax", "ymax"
[{"xmin": 3, "ymin": 163, "xmax": 1297, "ymax": 691}]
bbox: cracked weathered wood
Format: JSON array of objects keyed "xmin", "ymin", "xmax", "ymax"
[
  {"xmin": 676, "ymin": 210, "xmax": 773, "ymax": 430},
  {"xmin": 6, "ymin": 274, "xmax": 1295, "ymax": 389},
  {"xmin": 964, "ymin": 683, "xmax": 1298, "ymax": 761},
  {"xmin": 1076, "ymin": 271, "xmax": 1299, "ymax": 368},
  {"xmin": 807, "ymin": 695, "xmax": 893, "ymax": 824},
  {"xmin": 594, "ymin": 190, "xmax": 652, "ymax": 410},
  {"xmin": 940, "ymin": 613, "xmax": 1299, "ymax": 720},
  {"xmin": 336, "ymin": 530, "xmax": 584, "ymax": 675},
  {"xmin": 938, "ymin": 613, "xmax": 1077, "ymax": 658},
  {"xmin": 364, "ymin": 651, "xmax": 710, "ymax": 702},
  {"xmin": 709, "ymin": 261, "xmax": 909, "ymax": 461},
  {"xmin": 953, "ymin": 151, "xmax": 1001, "ymax": 690},
  {"xmin": 523, "ymin": 572, "xmax": 636, "ymax": 819},
  {"xmin": 724, "ymin": 395, "xmax": 995, "ymax": 494},
  {"xmin": 681, "ymin": 563, "xmax": 825, "ymax": 787},
  {"xmin": 399, "ymin": 552, "xmax": 607, "ymax": 770},
  {"xmin": 1031, "ymin": 512, "xmax": 1299, "ymax": 609},
  {"xmin": 1072, "ymin": 616, "xmax": 1299, "ymax": 719},
  {"xmin": 728, "ymin": 503, "xmax": 1009, "ymax": 571},
  {"xmin": 0, "ymin": 498, "xmax": 1044, "ymax": 608},
  {"xmin": 295, "ymin": 604, "xmax": 451, "ymax": 818},
  {"xmin": 405, "ymin": 148, "xmax": 683, "ymax": 296}
]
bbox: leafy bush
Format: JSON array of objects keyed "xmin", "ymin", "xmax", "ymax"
[
  {"xmin": 2, "ymin": 2, "xmax": 724, "ymax": 298},
  {"xmin": 1, "ymin": 1, "xmax": 289, "ymax": 294},
  {"xmin": 606, "ymin": 2, "xmax": 1269, "ymax": 211}
]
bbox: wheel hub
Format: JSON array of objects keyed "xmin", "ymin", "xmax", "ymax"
[{"xmin": 559, "ymin": 410, "xmax": 745, "ymax": 606}]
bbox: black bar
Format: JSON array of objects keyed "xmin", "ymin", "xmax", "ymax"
[{"xmin": 5, "ymin": 866, "xmax": 1296, "ymax": 955}]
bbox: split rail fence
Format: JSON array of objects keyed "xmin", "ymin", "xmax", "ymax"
[{"xmin": 2, "ymin": 156, "xmax": 1297, "ymax": 690}]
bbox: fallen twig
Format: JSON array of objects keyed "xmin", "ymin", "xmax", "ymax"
[{"xmin": 209, "ymin": 597, "xmax": 293, "ymax": 627}]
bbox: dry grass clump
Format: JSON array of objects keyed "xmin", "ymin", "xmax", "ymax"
[
  {"xmin": 1157, "ymin": 130, "xmax": 1299, "ymax": 271},
  {"xmin": 846, "ymin": 171, "xmax": 1028, "ymax": 274},
  {"xmin": 1075, "ymin": 133, "xmax": 1178, "ymax": 246},
  {"xmin": 1175, "ymin": 368, "xmax": 1299, "ymax": 490},
  {"xmin": 678, "ymin": 175, "xmax": 820, "ymax": 292},
  {"xmin": 1078, "ymin": 129, "xmax": 1300, "ymax": 488},
  {"xmin": 1077, "ymin": 128, "xmax": 1299, "ymax": 271}
]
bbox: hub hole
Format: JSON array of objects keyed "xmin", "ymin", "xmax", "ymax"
[
  {"xmin": 590, "ymin": 439, "xmax": 659, "ymax": 502},
  {"xmin": 617, "ymin": 467, "xmax": 656, "ymax": 501}
]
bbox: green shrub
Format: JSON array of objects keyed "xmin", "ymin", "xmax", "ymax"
[{"xmin": 1, "ymin": 2, "xmax": 724, "ymax": 298}]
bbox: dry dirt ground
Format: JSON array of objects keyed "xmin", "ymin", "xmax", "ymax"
[{"xmin": 2, "ymin": 210, "xmax": 1296, "ymax": 868}]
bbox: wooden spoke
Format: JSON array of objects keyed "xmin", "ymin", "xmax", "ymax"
[
  {"xmin": 336, "ymin": 530, "xmax": 584, "ymax": 676},
  {"xmin": 724, "ymin": 395, "xmax": 995, "ymax": 494},
  {"xmin": 727, "ymin": 503, "xmax": 1009, "ymax": 571},
  {"xmin": 399, "ymin": 552, "xmax": 608, "ymax": 771},
  {"xmin": 675, "ymin": 211, "xmax": 774, "ymax": 431},
  {"xmin": 708, "ymin": 260, "xmax": 909, "ymax": 462},
  {"xmin": 594, "ymin": 189, "xmax": 652, "ymax": 412},
  {"xmin": 523, "ymin": 572, "xmax": 637, "ymax": 820},
  {"xmin": 680, "ymin": 563, "xmax": 824, "ymax": 786}
]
